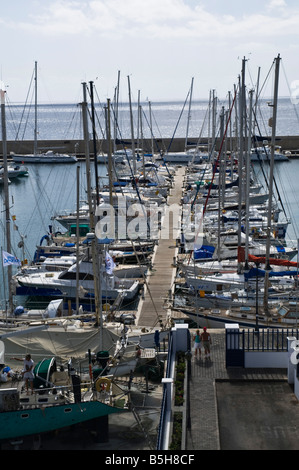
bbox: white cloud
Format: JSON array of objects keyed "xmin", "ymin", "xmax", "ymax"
[
  {"xmin": 9, "ymin": 0, "xmax": 298, "ymax": 44},
  {"xmin": 2, "ymin": 0, "xmax": 299, "ymax": 102},
  {"xmin": 267, "ymin": 0, "xmax": 287, "ymax": 10},
  {"xmin": 2, "ymin": 0, "xmax": 298, "ymax": 44}
]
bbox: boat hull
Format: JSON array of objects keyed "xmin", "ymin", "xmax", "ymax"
[
  {"xmin": 0, "ymin": 399, "xmax": 124, "ymax": 441},
  {"xmin": 176, "ymin": 307, "xmax": 297, "ymax": 329},
  {"xmin": 12, "ymin": 154, "xmax": 77, "ymax": 163}
]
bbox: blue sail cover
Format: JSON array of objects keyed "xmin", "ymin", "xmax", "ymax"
[
  {"xmin": 194, "ymin": 245, "xmax": 215, "ymax": 260},
  {"xmin": 244, "ymin": 267, "xmax": 298, "ymax": 280}
]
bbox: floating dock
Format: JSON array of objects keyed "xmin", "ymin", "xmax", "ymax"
[{"xmin": 136, "ymin": 166, "xmax": 185, "ymax": 327}]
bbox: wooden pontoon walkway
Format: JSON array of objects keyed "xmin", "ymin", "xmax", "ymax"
[{"xmin": 136, "ymin": 166, "xmax": 185, "ymax": 327}]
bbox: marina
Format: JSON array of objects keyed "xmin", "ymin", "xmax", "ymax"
[{"xmin": 1, "ymin": 55, "xmax": 299, "ymax": 451}]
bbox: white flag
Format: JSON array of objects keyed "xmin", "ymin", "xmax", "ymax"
[
  {"xmin": 2, "ymin": 251, "xmax": 21, "ymax": 267},
  {"xmin": 105, "ymin": 251, "xmax": 116, "ymax": 274}
]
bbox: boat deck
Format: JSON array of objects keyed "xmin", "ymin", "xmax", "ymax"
[{"xmin": 136, "ymin": 166, "xmax": 185, "ymax": 327}]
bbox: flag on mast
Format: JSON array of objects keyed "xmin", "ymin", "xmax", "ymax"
[
  {"xmin": 105, "ymin": 251, "xmax": 116, "ymax": 274},
  {"xmin": 2, "ymin": 251, "xmax": 21, "ymax": 267}
]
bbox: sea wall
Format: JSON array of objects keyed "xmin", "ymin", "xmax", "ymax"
[{"xmin": 3, "ymin": 135, "xmax": 299, "ymax": 159}]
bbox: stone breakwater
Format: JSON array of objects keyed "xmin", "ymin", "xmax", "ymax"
[{"xmin": 2, "ymin": 135, "xmax": 299, "ymax": 159}]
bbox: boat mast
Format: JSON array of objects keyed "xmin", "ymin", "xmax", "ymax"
[
  {"xmin": 185, "ymin": 77, "xmax": 194, "ymax": 151},
  {"xmin": 245, "ymin": 89, "xmax": 254, "ymax": 266},
  {"xmin": 106, "ymin": 98, "xmax": 114, "ymax": 210},
  {"xmin": 113, "ymin": 70, "xmax": 120, "ymax": 154},
  {"xmin": 237, "ymin": 58, "xmax": 246, "ymax": 274},
  {"xmin": 75, "ymin": 165, "xmax": 80, "ymax": 314},
  {"xmin": 34, "ymin": 61, "xmax": 38, "ymax": 156},
  {"xmin": 148, "ymin": 101, "xmax": 154, "ymax": 158},
  {"xmin": 254, "ymin": 66, "xmax": 261, "ymax": 138},
  {"xmin": 217, "ymin": 106, "xmax": 225, "ymax": 262},
  {"xmin": 263, "ymin": 54, "xmax": 281, "ymax": 315},
  {"xmin": 137, "ymin": 90, "xmax": 145, "ymax": 176},
  {"xmin": 128, "ymin": 75, "xmax": 137, "ymax": 174},
  {"xmin": 81, "ymin": 82, "xmax": 102, "ymax": 342},
  {"xmin": 1, "ymin": 86, "xmax": 13, "ymax": 313},
  {"xmin": 208, "ymin": 90, "xmax": 212, "ymax": 154},
  {"xmin": 89, "ymin": 81, "xmax": 100, "ymax": 205},
  {"xmin": 211, "ymin": 90, "xmax": 217, "ymax": 161}
]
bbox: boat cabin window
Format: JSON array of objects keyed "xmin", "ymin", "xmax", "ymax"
[
  {"xmin": 59, "ymin": 272, "xmax": 93, "ymax": 280},
  {"xmin": 277, "ymin": 306, "xmax": 288, "ymax": 317}
]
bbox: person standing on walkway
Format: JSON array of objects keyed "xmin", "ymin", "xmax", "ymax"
[
  {"xmin": 201, "ymin": 327, "xmax": 212, "ymax": 359},
  {"xmin": 193, "ymin": 329, "xmax": 202, "ymax": 359}
]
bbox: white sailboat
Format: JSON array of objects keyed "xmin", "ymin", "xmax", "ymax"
[
  {"xmin": 11, "ymin": 62, "xmax": 77, "ymax": 164},
  {"xmin": 173, "ymin": 55, "xmax": 299, "ymax": 330},
  {"xmin": 250, "ymin": 144, "xmax": 289, "ymax": 161}
]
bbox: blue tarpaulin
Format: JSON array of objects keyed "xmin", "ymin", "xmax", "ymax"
[
  {"xmin": 194, "ymin": 245, "xmax": 215, "ymax": 260},
  {"xmin": 244, "ymin": 267, "xmax": 297, "ymax": 279}
]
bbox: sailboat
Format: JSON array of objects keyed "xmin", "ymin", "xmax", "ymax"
[
  {"xmin": 173, "ymin": 55, "xmax": 299, "ymax": 330},
  {"xmin": 11, "ymin": 62, "xmax": 77, "ymax": 164},
  {"xmin": 0, "ymin": 338, "xmax": 129, "ymax": 442},
  {"xmin": 0, "ymin": 86, "xmax": 131, "ymax": 444}
]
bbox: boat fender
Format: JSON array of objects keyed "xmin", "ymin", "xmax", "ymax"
[{"xmin": 95, "ymin": 377, "xmax": 111, "ymax": 392}]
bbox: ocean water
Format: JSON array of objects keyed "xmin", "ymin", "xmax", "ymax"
[{"xmin": 0, "ymin": 99, "xmax": 299, "ymax": 306}]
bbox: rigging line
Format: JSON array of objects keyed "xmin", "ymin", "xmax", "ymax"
[
  {"xmin": 22, "ymin": 167, "xmax": 60, "ymax": 241},
  {"xmin": 5, "ymin": 95, "xmax": 21, "ymax": 139},
  {"xmin": 187, "ymin": 84, "xmax": 238, "ymax": 263},
  {"xmin": 256, "ymin": 60, "xmax": 275, "ymax": 101},
  {"xmin": 64, "ymin": 103, "xmax": 81, "ymax": 140},
  {"xmin": 273, "ymin": 167, "xmax": 298, "ymax": 239},
  {"xmin": 139, "ymin": 107, "xmax": 173, "ymax": 179},
  {"xmin": 272, "ymin": 159, "xmax": 299, "ymax": 238},
  {"xmin": 141, "ymin": 108, "xmax": 163, "ymax": 154},
  {"xmin": 166, "ymin": 89, "xmax": 191, "ymax": 153},
  {"xmin": 85, "ymin": 89, "xmax": 106, "ymax": 149},
  {"xmin": 251, "ymin": 106, "xmax": 288, "ymax": 219},
  {"xmin": 181, "ymin": 139, "xmax": 220, "ymax": 266},
  {"xmin": 281, "ymin": 60, "xmax": 299, "ymax": 125},
  {"xmin": 14, "ymin": 67, "xmax": 35, "ymax": 142},
  {"xmin": 102, "ymin": 103, "xmax": 152, "ymax": 267},
  {"xmin": 151, "ymin": 106, "xmax": 163, "ymax": 141},
  {"xmin": 0, "ymin": 191, "xmax": 32, "ymax": 262},
  {"xmin": 194, "ymin": 102, "xmax": 209, "ymax": 150},
  {"xmin": 129, "ymin": 241, "xmax": 161, "ymax": 328},
  {"xmin": 17, "ymin": 91, "xmax": 35, "ymax": 145},
  {"xmin": 92, "ymin": 85, "xmax": 107, "ymax": 140}
]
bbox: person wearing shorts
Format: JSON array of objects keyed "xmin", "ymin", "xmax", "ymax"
[
  {"xmin": 193, "ymin": 329, "xmax": 202, "ymax": 358},
  {"xmin": 201, "ymin": 327, "xmax": 212, "ymax": 358}
]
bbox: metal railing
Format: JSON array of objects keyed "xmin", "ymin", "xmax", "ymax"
[
  {"xmin": 156, "ymin": 333, "xmax": 173, "ymax": 450},
  {"xmin": 243, "ymin": 328, "xmax": 299, "ymax": 351}
]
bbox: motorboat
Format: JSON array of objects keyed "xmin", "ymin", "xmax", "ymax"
[{"xmin": 14, "ymin": 258, "xmax": 140, "ymax": 302}]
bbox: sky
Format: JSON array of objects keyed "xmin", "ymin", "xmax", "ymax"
[{"xmin": 1, "ymin": 0, "xmax": 299, "ymax": 104}]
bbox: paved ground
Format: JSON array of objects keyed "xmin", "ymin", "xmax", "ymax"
[{"xmin": 186, "ymin": 329, "xmax": 299, "ymax": 451}]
